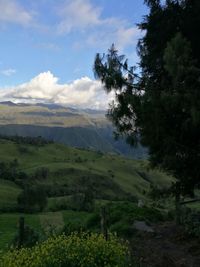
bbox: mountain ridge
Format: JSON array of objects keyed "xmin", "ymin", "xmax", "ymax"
[{"xmin": 0, "ymin": 102, "xmax": 147, "ymax": 158}]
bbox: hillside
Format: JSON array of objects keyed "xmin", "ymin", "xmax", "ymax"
[
  {"xmin": 0, "ymin": 138, "xmax": 171, "ymax": 204},
  {"xmin": 0, "ymin": 137, "xmax": 172, "ymax": 249},
  {"xmin": 0, "ymin": 102, "xmax": 147, "ymax": 158}
]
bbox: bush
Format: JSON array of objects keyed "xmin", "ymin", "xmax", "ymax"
[
  {"xmin": 110, "ymin": 221, "xmax": 133, "ymax": 237},
  {"xmin": 62, "ymin": 222, "xmax": 86, "ymax": 235},
  {"xmin": 0, "ymin": 233, "xmax": 131, "ymax": 267},
  {"xmin": 86, "ymin": 213, "xmax": 101, "ymax": 230},
  {"xmin": 68, "ymin": 192, "xmax": 94, "ymax": 212},
  {"xmin": 148, "ymin": 184, "xmax": 171, "ymax": 200},
  {"xmin": 107, "ymin": 202, "xmax": 163, "ymax": 225},
  {"xmin": 181, "ymin": 208, "xmax": 200, "ymax": 237}
]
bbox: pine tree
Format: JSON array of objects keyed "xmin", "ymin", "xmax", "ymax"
[{"xmin": 93, "ymin": 0, "xmax": 200, "ymax": 214}]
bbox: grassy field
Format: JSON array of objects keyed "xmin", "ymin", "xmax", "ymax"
[
  {"xmin": 0, "ymin": 140, "xmax": 172, "ymax": 201},
  {"xmin": 0, "ymin": 180, "xmax": 21, "ymax": 211},
  {"xmin": 0, "ymin": 138, "xmax": 173, "ymax": 250},
  {"xmin": 0, "ymin": 210, "xmax": 92, "ymax": 250}
]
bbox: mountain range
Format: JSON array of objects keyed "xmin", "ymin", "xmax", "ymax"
[{"xmin": 0, "ymin": 101, "xmax": 147, "ymax": 158}]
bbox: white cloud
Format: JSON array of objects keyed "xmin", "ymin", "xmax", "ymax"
[
  {"xmin": 115, "ymin": 27, "xmax": 140, "ymax": 51},
  {"xmin": 0, "ymin": 71, "xmax": 113, "ymax": 109},
  {"xmin": 86, "ymin": 23, "xmax": 140, "ymax": 51},
  {"xmin": 1, "ymin": 68, "xmax": 16, "ymax": 76},
  {"xmin": 57, "ymin": 0, "xmax": 141, "ymax": 51},
  {"xmin": 57, "ymin": 0, "xmax": 101, "ymax": 34},
  {"xmin": 0, "ymin": 0, "xmax": 33, "ymax": 26}
]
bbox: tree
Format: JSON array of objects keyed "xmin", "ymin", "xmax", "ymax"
[
  {"xmin": 18, "ymin": 186, "xmax": 47, "ymax": 213},
  {"xmin": 93, "ymin": 0, "xmax": 200, "ymax": 220}
]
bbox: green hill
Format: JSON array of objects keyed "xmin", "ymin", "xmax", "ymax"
[
  {"xmin": 0, "ymin": 137, "xmax": 172, "ymax": 249},
  {"xmin": 0, "ymin": 138, "xmax": 171, "ymax": 204}
]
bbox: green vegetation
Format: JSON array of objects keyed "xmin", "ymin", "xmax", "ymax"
[
  {"xmin": 0, "ymin": 233, "xmax": 131, "ymax": 267},
  {"xmin": 0, "ymin": 138, "xmax": 171, "ymax": 250},
  {"xmin": 94, "ymin": 0, "xmax": 200, "ymax": 223},
  {"xmin": 0, "ymin": 180, "xmax": 21, "ymax": 211},
  {"xmin": 0, "ymin": 138, "xmax": 172, "ymax": 205},
  {"xmin": 0, "ymin": 213, "xmax": 40, "ymax": 250},
  {"xmin": 18, "ymin": 186, "xmax": 47, "ymax": 213}
]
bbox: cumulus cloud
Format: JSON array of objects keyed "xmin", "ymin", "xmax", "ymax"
[
  {"xmin": 1, "ymin": 68, "xmax": 16, "ymax": 76},
  {"xmin": 0, "ymin": 71, "xmax": 113, "ymax": 109},
  {"xmin": 0, "ymin": 0, "xmax": 33, "ymax": 26},
  {"xmin": 57, "ymin": 0, "xmax": 141, "ymax": 51}
]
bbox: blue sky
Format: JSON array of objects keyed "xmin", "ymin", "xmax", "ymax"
[{"xmin": 0, "ymin": 0, "xmax": 148, "ymax": 109}]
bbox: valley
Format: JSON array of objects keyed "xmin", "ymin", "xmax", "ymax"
[
  {"xmin": 0, "ymin": 102, "xmax": 147, "ymax": 158},
  {"xmin": 0, "ymin": 136, "xmax": 171, "ymax": 250}
]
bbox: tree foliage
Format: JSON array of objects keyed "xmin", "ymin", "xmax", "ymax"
[
  {"xmin": 18, "ymin": 186, "xmax": 47, "ymax": 213},
  {"xmin": 94, "ymin": 0, "xmax": 200, "ymax": 196}
]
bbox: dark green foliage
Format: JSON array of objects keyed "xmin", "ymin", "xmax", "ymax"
[
  {"xmin": 181, "ymin": 207, "xmax": 200, "ymax": 237},
  {"xmin": 106, "ymin": 202, "xmax": 163, "ymax": 237},
  {"xmin": 85, "ymin": 202, "xmax": 163, "ymax": 237},
  {"xmin": 70, "ymin": 191, "xmax": 94, "ymax": 212},
  {"xmin": 148, "ymin": 184, "xmax": 172, "ymax": 200},
  {"xmin": 80, "ymin": 202, "xmax": 164, "ymax": 237},
  {"xmin": 17, "ymin": 186, "xmax": 47, "ymax": 213},
  {"xmin": 0, "ymin": 135, "xmax": 53, "ymax": 146},
  {"xmin": 109, "ymin": 221, "xmax": 133, "ymax": 238},
  {"xmin": 63, "ymin": 221, "xmax": 86, "ymax": 235},
  {"xmin": 13, "ymin": 225, "xmax": 39, "ymax": 248},
  {"xmin": 94, "ymin": 0, "xmax": 200, "ymax": 197},
  {"xmin": 86, "ymin": 213, "xmax": 101, "ymax": 230},
  {"xmin": 0, "ymin": 159, "xmax": 19, "ymax": 181},
  {"xmin": 32, "ymin": 167, "xmax": 49, "ymax": 180},
  {"xmin": 107, "ymin": 202, "xmax": 163, "ymax": 224}
]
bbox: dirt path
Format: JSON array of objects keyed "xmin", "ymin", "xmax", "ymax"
[{"xmin": 130, "ymin": 222, "xmax": 200, "ymax": 267}]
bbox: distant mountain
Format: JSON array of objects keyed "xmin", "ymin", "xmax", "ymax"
[
  {"xmin": 0, "ymin": 102, "xmax": 148, "ymax": 158},
  {"xmin": 0, "ymin": 101, "xmax": 18, "ymax": 106}
]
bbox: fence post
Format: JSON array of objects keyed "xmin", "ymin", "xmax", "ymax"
[
  {"xmin": 18, "ymin": 216, "xmax": 25, "ymax": 248},
  {"xmin": 100, "ymin": 206, "xmax": 108, "ymax": 241}
]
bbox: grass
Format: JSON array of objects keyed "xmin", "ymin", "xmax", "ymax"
[
  {"xmin": 0, "ymin": 180, "xmax": 21, "ymax": 211},
  {"xmin": 0, "ymin": 141, "xmax": 173, "ymax": 201},
  {"xmin": 0, "ymin": 138, "xmax": 173, "ymax": 250},
  {"xmin": 0, "ymin": 213, "xmax": 40, "ymax": 250},
  {"xmin": 0, "ymin": 210, "xmax": 92, "ymax": 250},
  {"xmin": 62, "ymin": 210, "xmax": 91, "ymax": 225},
  {"xmin": 39, "ymin": 212, "xmax": 64, "ymax": 234}
]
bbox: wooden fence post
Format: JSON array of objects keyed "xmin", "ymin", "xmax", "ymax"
[
  {"xmin": 100, "ymin": 206, "xmax": 108, "ymax": 241},
  {"xmin": 18, "ymin": 216, "xmax": 25, "ymax": 248}
]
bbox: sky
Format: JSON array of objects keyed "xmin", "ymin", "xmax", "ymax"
[{"xmin": 0, "ymin": 0, "xmax": 148, "ymax": 109}]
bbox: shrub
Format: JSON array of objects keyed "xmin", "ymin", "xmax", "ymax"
[
  {"xmin": 148, "ymin": 184, "xmax": 171, "ymax": 200},
  {"xmin": 62, "ymin": 222, "xmax": 86, "ymax": 235},
  {"xmin": 0, "ymin": 233, "xmax": 131, "ymax": 267},
  {"xmin": 107, "ymin": 202, "xmax": 163, "ymax": 225},
  {"xmin": 86, "ymin": 213, "xmax": 101, "ymax": 230},
  {"xmin": 181, "ymin": 208, "xmax": 200, "ymax": 237},
  {"xmin": 110, "ymin": 221, "xmax": 133, "ymax": 237}
]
